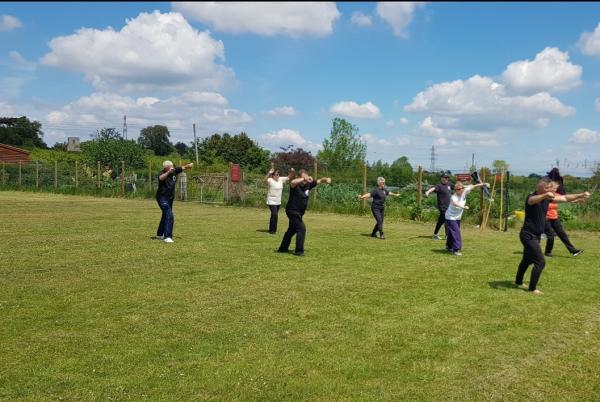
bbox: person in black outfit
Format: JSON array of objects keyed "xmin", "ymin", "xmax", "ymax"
[
  {"xmin": 359, "ymin": 177, "xmax": 400, "ymax": 239},
  {"xmin": 425, "ymin": 174, "xmax": 452, "ymax": 240},
  {"xmin": 515, "ymin": 177, "xmax": 589, "ymax": 294},
  {"xmin": 277, "ymin": 169, "xmax": 331, "ymax": 256},
  {"xmin": 156, "ymin": 160, "xmax": 193, "ymax": 243},
  {"xmin": 543, "ymin": 168, "xmax": 583, "ymax": 257}
]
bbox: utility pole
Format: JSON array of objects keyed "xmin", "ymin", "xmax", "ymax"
[
  {"xmin": 193, "ymin": 123, "xmax": 199, "ymax": 165},
  {"xmin": 123, "ymin": 115, "xmax": 128, "ymax": 140},
  {"xmin": 430, "ymin": 145, "xmax": 436, "ymax": 172}
]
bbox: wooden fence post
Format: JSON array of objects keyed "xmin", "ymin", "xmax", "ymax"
[
  {"xmin": 148, "ymin": 161, "xmax": 152, "ymax": 192},
  {"xmin": 479, "ymin": 168, "xmax": 485, "ymax": 225},
  {"xmin": 36, "ymin": 160, "xmax": 39, "ymax": 188},
  {"xmin": 75, "ymin": 160, "xmax": 79, "ymax": 190},
  {"xmin": 498, "ymin": 171, "xmax": 504, "ymax": 231},
  {"xmin": 54, "ymin": 161, "xmax": 58, "ymax": 189},
  {"xmin": 18, "ymin": 161, "xmax": 22, "ymax": 186},
  {"xmin": 362, "ymin": 162, "xmax": 367, "ymax": 209},
  {"xmin": 120, "ymin": 160, "xmax": 125, "ymax": 195},
  {"xmin": 312, "ymin": 159, "xmax": 318, "ymax": 205},
  {"xmin": 1, "ymin": 162, "xmax": 5, "ymax": 185},
  {"xmin": 417, "ymin": 165, "xmax": 423, "ymax": 211},
  {"xmin": 97, "ymin": 161, "xmax": 101, "ymax": 189}
]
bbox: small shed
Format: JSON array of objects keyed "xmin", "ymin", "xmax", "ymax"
[{"xmin": 0, "ymin": 143, "xmax": 30, "ymax": 164}]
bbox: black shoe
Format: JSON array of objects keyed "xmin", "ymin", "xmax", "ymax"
[
  {"xmin": 276, "ymin": 249, "xmax": 289, "ymax": 253},
  {"xmin": 269, "ymin": 231, "xmax": 276, "ymax": 235},
  {"xmin": 371, "ymin": 231, "xmax": 378, "ymax": 238},
  {"xmin": 544, "ymin": 253, "xmax": 553, "ymax": 257},
  {"xmin": 572, "ymin": 249, "xmax": 583, "ymax": 257},
  {"xmin": 379, "ymin": 233, "xmax": 385, "ymax": 240},
  {"xmin": 293, "ymin": 251, "xmax": 305, "ymax": 257}
]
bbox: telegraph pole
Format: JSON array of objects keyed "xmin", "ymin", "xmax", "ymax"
[{"xmin": 193, "ymin": 123, "xmax": 199, "ymax": 165}]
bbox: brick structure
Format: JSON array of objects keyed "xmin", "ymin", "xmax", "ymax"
[{"xmin": 0, "ymin": 143, "xmax": 30, "ymax": 164}]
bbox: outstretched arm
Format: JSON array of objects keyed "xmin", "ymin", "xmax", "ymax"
[
  {"xmin": 317, "ymin": 177, "xmax": 332, "ymax": 185},
  {"xmin": 528, "ymin": 192, "xmax": 555, "ymax": 205},
  {"xmin": 389, "ymin": 191, "xmax": 401, "ymax": 197},
  {"xmin": 553, "ymin": 192, "xmax": 591, "ymax": 203},
  {"xmin": 425, "ymin": 187, "xmax": 436, "ymax": 197},
  {"xmin": 359, "ymin": 192, "xmax": 371, "ymax": 200},
  {"xmin": 287, "ymin": 168, "xmax": 296, "ymax": 181},
  {"xmin": 182, "ymin": 162, "xmax": 194, "ymax": 170}
]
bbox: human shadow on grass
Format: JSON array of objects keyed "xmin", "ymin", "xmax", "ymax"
[
  {"xmin": 488, "ymin": 280, "xmax": 524, "ymax": 291},
  {"xmin": 431, "ymin": 248, "xmax": 451, "ymax": 254},
  {"xmin": 256, "ymin": 229, "xmax": 274, "ymax": 234},
  {"xmin": 360, "ymin": 233, "xmax": 378, "ymax": 238},
  {"xmin": 411, "ymin": 235, "xmax": 441, "ymax": 239}
]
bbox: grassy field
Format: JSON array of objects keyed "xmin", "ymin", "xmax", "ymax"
[{"xmin": 1, "ymin": 191, "xmax": 599, "ymax": 401}]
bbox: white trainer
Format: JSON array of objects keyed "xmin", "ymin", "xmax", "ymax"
[
  {"xmin": 164, "ymin": 237, "xmax": 174, "ymax": 243},
  {"xmin": 156, "ymin": 235, "xmax": 164, "ymax": 240}
]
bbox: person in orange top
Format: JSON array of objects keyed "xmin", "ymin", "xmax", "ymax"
[{"xmin": 543, "ymin": 181, "xmax": 583, "ymax": 257}]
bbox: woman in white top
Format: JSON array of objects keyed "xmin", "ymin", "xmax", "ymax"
[
  {"xmin": 444, "ymin": 181, "xmax": 488, "ymax": 255},
  {"xmin": 265, "ymin": 167, "xmax": 295, "ymax": 234}
]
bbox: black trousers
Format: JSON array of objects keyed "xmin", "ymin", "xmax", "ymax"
[
  {"xmin": 371, "ymin": 207, "xmax": 384, "ymax": 235},
  {"xmin": 268, "ymin": 204, "xmax": 280, "ymax": 233},
  {"xmin": 434, "ymin": 208, "xmax": 447, "ymax": 235},
  {"xmin": 544, "ymin": 219, "xmax": 576, "ymax": 254},
  {"xmin": 278, "ymin": 209, "xmax": 306, "ymax": 253},
  {"xmin": 516, "ymin": 230, "xmax": 546, "ymax": 291}
]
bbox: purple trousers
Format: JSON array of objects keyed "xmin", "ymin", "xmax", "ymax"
[{"xmin": 445, "ymin": 220, "xmax": 462, "ymax": 252}]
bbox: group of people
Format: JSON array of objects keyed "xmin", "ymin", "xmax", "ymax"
[{"xmin": 154, "ymin": 161, "xmax": 591, "ymax": 294}]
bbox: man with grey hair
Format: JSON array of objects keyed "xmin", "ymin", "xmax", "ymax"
[
  {"xmin": 515, "ymin": 177, "xmax": 590, "ymax": 294},
  {"xmin": 155, "ymin": 160, "xmax": 194, "ymax": 243},
  {"xmin": 359, "ymin": 177, "xmax": 400, "ymax": 239}
]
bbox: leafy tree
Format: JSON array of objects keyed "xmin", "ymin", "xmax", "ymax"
[
  {"xmin": 174, "ymin": 141, "xmax": 190, "ymax": 157},
  {"xmin": 81, "ymin": 138, "xmax": 145, "ymax": 169},
  {"xmin": 138, "ymin": 125, "xmax": 174, "ymax": 156},
  {"xmin": 197, "ymin": 132, "xmax": 270, "ymax": 171},
  {"xmin": 528, "ymin": 173, "xmax": 542, "ymax": 179},
  {"xmin": 590, "ymin": 164, "xmax": 600, "ymax": 188},
  {"xmin": 93, "ymin": 128, "xmax": 122, "ymax": 141},
  {"xmin": 388, "ymin": 156, "xmax": 414, "ymax": 186},
  {"xmin": 270, "ymin": 146, "xmax": 315, "ymax": 172},
  {"xmin": 317, "ymin": 118, "xmax": 366, "ymax": 171},
  {"xmin": 52, "ymin": 142, "xmax": 68, "ymax": 151},
  {"xmin": 0, "ymin": 116, "xmax": 47, "ymax": 149},
  {"xmin": 492, "ymin": 160, "xmax": 510, "ymax": 174}
]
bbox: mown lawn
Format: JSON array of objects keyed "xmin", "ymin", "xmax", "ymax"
[{"xmin": 1, "ymin": 191, "xmax": 599, "ymax": 401}]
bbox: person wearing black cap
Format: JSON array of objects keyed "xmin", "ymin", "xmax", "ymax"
[
  {"xmin": 543, "ymin": 168, "xmax": 583, "ymax": 257},
  {"xmin": 515, "ymin": 177, "xmax": 590, "ymax": 295},
  {"xmin": 277, "ymin": 169, "xmax": 331, "ymax": 256},
  {"xmin": 425, "ymin": 174, "xmax": 453, "ymax": 240}
]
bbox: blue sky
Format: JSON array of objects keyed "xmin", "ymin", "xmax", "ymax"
[{"xmin": 1, "ymin": 2, "xmax": 600, "ymax": 176}]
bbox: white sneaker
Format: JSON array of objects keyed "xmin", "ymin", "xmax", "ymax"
[
  {"xmin": 453, "ymin": 251, "xmax": 462, "ymax": 256},
  {"xmin": 156, "ymin": 235, "xmax": 164, "ymax": 240},
  {"xmin": 164, "ymin": 237, "xmax": 174, "ymax": 243},
  {"xmin": 432, "ymin": 234, "xmax": 441, "ymax": 240}
]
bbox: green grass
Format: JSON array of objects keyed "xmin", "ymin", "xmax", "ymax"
[{"xmin": 1, "ymin": 191, "xmax": 599, "ymax": 401}]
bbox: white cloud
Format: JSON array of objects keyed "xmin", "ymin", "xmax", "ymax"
[
  {"xmin": 172, "ymin": 2, "xmax": 340, "ymax": 37},
  {"xmin": 265, "ymin": 106, "xmax": 297, "ymax": 117},
  {"xmin": 0, "ymin": 101, "xmax": 15, "ymax": 115},
  {"xmin": 361, "ymin": 133, "xmax": 392, "ymax": 146},
  {"xmin": 351, "ymin": 12, "xmax": 372, "ymax": 27},
  {"xmin": 385, "ymin": 120, "xmax": 395, "ymax": 128},
  {"xmin": 41, "ymin": 92, "xmax": 251, "ymax": 144},
  {"xmin": 375, "ymin": 2, "xmax": 423, "ymax": 38},
  {"xmin": 501, "ymin": 47, "xmax": 582, "ymax": 94},
  {"xmin": 260, "ymin": 128, "xmax": 321, "ymax": 152},
  {"xmin": 578, "ymin": 22, "xmax": 600, "ymax": 56},
  {"xmin": 0, "ymin": 14, "xmax": 22, "ymax": 32},
  {"xmin": 434, "ymin": 137, "xmax": 448, "ymax": 146},
  {"xmin": 570, "ymin": 128, "xmax": 599, "ymax": 144},
  {"xmin": 9, "ymin": 51, "xmax": 36, "ymax": 71},
  {"xmin": 596, "ymin": 98, "xmax": 600, "ymax": 112},
  {"xmin": 405, "ymin": 75, "xmax": 575, "ymax": 132},
  {"xmin": 399, "ymin": 117, "xmax": 409, "ymax": 124},
  {"xmin": 40, "ymin": 11, "xmax": 234, "ymax": 93},
  {"xmin": 396, "ymin": 136, "xmax": 410, "ymax": 146},
  {"xmin": 330, "ymin": 101, "xmax": 381, "ymax": 119},
  {"xmin": 419, "ymin": 116, "xmax": 443, "ymax": 136}
]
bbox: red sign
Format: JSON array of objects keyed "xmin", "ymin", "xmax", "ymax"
[
  {"xmin": 456, "ymin": 173, "xmax": 471, "ymax": 182},
  {"xmin": 230, "ymin": 164, "xmax": 241, "ymax": 182}
]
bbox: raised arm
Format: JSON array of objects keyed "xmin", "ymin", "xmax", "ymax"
[
  {"xmin": 182, "ymin": 162, "xmax": 194, "ymax": 170},
  {"xmin": 287, "ymin": 168, "xmax": 296, "ymax": 181},
  {"xmin": 425, "ymin": 187, "xmax": 436, "ymax": 197},
  {"xmin": 317, "ymin": 177, "xmax": 332, "ymax": 185},
  {"xmin": 290, "ymin": 177, "xmax": 306, "ymax": 188},
  {"xmin": 264, "ymin": 168, "xmax": 275, "ymax": 183},
  {"xmin": 159, "ymin": 166, "xmax": 175, "ymax": 181},
  {"xmin": 528, "ymin": 192, "xmax": 555, "ymax": 205}
]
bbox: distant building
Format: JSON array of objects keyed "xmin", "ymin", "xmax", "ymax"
[
  {"xmin": 67, "ymin": 137, "xmax": 80, "ymax": 152},
  {"xmin": 0, "ymin": 143, "xmax": 30, "ymax": 164}
]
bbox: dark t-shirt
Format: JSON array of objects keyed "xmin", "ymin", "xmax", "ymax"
[
  {"xmin": 286, "ymin": 180, "xmax": 318, "ymax": 214},
  {"xmin": 434, "ymin": 182, "xmax": 452, "ymax": 210},
  {"xmin": 521, "ymin": 193, "xmax": 550, "ymax": 236},
  {"xmin": 156, "ymin": 167, "xmax": 183, "ymax": 199},
  {"xmin": 370, "ymin": 187, "xmax": 390, "ymax": 209}
]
